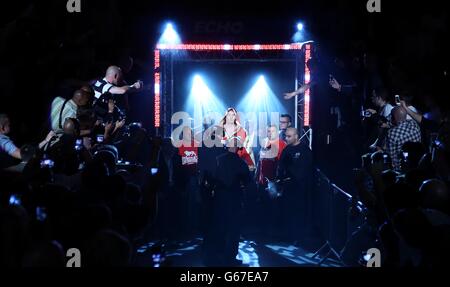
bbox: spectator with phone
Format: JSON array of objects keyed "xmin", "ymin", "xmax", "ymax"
[
  {"xmin": 391, "ymin": 90, "xmax": 419, "ymax": 119},
  {"xmin": 399, "ymin": 100, "xmax": 441, "ymax": 132},
  {"xmin": 385, "ymin": 107, "xmax": 422, "ymax": 171}
]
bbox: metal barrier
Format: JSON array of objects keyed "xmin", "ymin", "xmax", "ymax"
[{"xmin": 312, "ymin": 168, "xmax": 366, "ymax": 253}]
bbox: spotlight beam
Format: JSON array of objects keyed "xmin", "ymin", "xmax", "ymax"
[
  {"xmin": 238, "ymin": 75, "xmax": 286, "ymax": 115},
  {"xmin": 186, "ymin": 75, "xmax": 225, "ymax": 127},
  {"xmin": 158, "ymin": 22, "xmax": 181, "ymax": 45}
]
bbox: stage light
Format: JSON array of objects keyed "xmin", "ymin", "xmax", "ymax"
[
  {"xmin": 238, "ymin": 75, "xmax": 286, "ymax": 115},
  {"xmin": 292, "ymin": 31, "xmax": 303, "ymax": 43},
  {"xmin": 150, "ymin": 168, "xmax": 158, "ymax": 175},
  {"xmin": 158, "ymin": 22, "xmax": 181, "ymax": 45},
  {"xmin": 292, "ymin": 21, "xmax": 305, "ymax": 43},
  {"xmin": 186, "ymin": 75, "xmax": 225, "ymax": 126}
]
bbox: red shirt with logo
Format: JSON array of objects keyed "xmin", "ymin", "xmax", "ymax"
[{"xmin": 178, "ymin": 140, "xmax": 199, "ymax": 176}]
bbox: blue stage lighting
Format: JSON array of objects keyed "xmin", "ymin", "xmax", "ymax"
[
  {"xmin": 237, "ymin": 75, "xmax": 286, "ymax": 114},
  {"xmin": 186, "ymin": 75, "xmax": 225, "ymax": 126},
  {"xmin": 158, "ymin": 22, "xmax": 181, "ymax": 45},
  {"xmin": 292, "ymin": 22, "xmax": 306, "ymax": 43}
]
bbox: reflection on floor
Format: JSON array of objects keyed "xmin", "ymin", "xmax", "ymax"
[{"xmin": 135, "ymin": 238, "xmax": 343, "ymax": 267}]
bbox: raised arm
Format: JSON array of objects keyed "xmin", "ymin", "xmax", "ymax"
[
  {"xmin": 109, "ymin": 81, "xmax": 142, "ymax": 95},
  {"xmin": 283, "ymin": 83, "xmax": 311, "ymax": 100},
  {"xmin": 400, "ymin": 100, "xmax": 422, "ymax": 123}
]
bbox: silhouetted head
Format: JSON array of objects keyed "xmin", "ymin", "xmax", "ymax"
[
  {"xmin": 80, "ymin": 85, "xmax": 94, "ymax": 103},
  {"xmin": 419, "ymin": 179, "xmax": 450, "ymax": 214},
  {"xmin": 93, "ymin": 149, "xmax": 117, "ymax": 176},
  {"xmin": 72, "ymin": 89, "xmax": 90, "ymax": 107},
  {"xmin": 371, "ymin": 87, "xmax": 389, "ymax": 108},
  {"xmin": 63, "ymin": 118, "xmax": 80, "ymax": 137}
]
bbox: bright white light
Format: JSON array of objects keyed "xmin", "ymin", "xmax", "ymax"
[
  {"xmin": 186, "ymin": 75, "xmax": 225, "ymax": 125},
  {"xmin": 304, "ymin": 73, "xmax": 310, "ymax": 82},
  {"xmin": 158, "ymin": 22, "xmax": 181, "ymax": 45},
  {"xmin": 292, "ymin": 31, "xmax": 303, "ymax": 43},
  {"xmin": 192, "ymin": 75, "xmax": 211, "ymax": 104},
  {"xmin": 292, "ymin": 22, "xmax": 305, "ymax": 43},
  {"xmin": 253, "ymin": 44, "xmax": 261, "ymax": 50},
  {"xmin": 157, "ymin": 43, "xmax": 167, "ymax": 49},
  {"xmin": 224, "ymin": 44, "xmax": 232, "ymax": 50},
  {"xmin": 283, "ymin": 44, "xmax": 291, "ymax": 50},
  {"xmin": 237, "ymin": 75, "xmax": 286, "ymax": 114},
  {"xmin": 154, "ymin": 83, "xmax": 160, "ymax": 94}
]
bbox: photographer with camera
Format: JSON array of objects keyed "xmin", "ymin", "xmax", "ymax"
[
  {"xmin": 97, "ymin": 99, "xmax": 126, "ymax": 144},
  {"xmin": 42, "ymin": 118, "xmax": 92, "ymax": 176},
  {"xmin": 363, "ymin": 88, "xmax": 394, "ymax": 151},
  {"xmin": 50, "ymin": 89, "xmax": 91, "ymax": 135}
]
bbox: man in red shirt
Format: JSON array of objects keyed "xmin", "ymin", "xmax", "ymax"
[
  {"xmin": 256, "ymin": 125, "xmax": 287, "ymax": 186},
  {"xmin": 178, "ymin": 126, "xmax": 199, "ymax": 176},
  {"xmin": 255, "ymin": 124, "xmax": 287, "ymax": 238}
]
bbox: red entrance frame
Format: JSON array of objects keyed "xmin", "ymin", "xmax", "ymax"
[{"xmin": 153, "ymin": 42, "xmax": 313, "ymax": 147}]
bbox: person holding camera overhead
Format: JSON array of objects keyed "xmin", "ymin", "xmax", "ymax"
[{"xmin": 385, "ymin": 106, "xmax": 422, "ymax": 171}]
